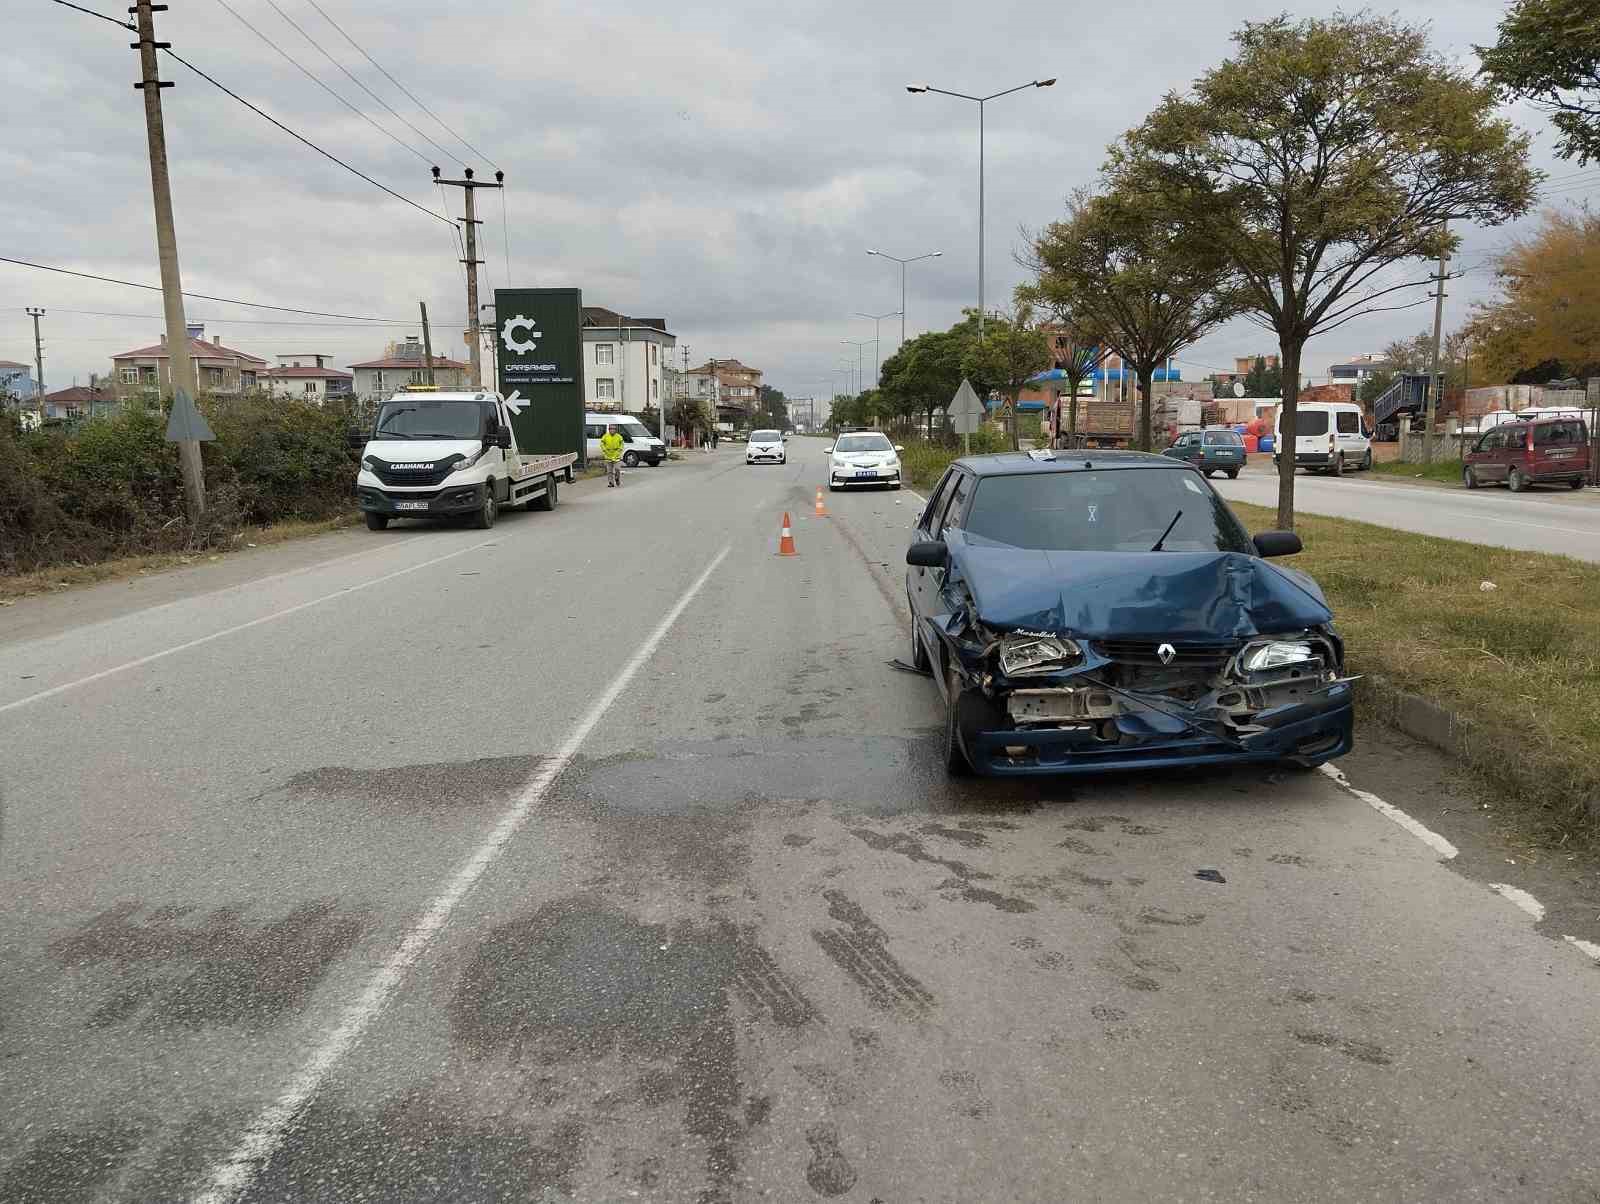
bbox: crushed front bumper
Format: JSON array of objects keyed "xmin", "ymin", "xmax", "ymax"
[{"xmin": 957, "ymin": 684, "xmax": 1355, "ymax": 777}]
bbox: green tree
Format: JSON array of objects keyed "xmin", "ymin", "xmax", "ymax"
[
  {"xmin": 1114, "ymin": 13, "xmax": 1537, "ymax": 527},
  {"xmin": 1025, "ymin": 187, "xmax": 1239, "ymax": 451},
  {"xmin": 754, "ymin": 384, "xmax": 789, "ymax": 430},
  {"xmin": 669, "ymin": 396, "xmax": 711, "ymax": 444},
  {"xmin": 960, "ymin": 303, "xmax": 1052, "ymax": 450},
  {"xmin": 1479, "ymin": 0, "xmax": 1600, "ymax": 166}
]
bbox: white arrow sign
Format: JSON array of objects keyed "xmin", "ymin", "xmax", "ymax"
[
  {"xmin": 503, "ymin": 389, "xmax": 528, "ymax": 417},
  {"xmin": 947, "ymin": 378, "xmax": 985, "ymax": 435}
]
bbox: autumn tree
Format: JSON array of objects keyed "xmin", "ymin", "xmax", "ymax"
[
  {"xmin": 1479, "ymin": 0, "xmax": 1600, "ymax": 166},
  {"xmin": 1025, "ymin": 187, "xmax": 1238, "ymax": 451},
  {"xmin": 1113, "ymin": 13, "xmax": 1536, "ymax": 527},
  {"xmin": 960, "ymin": 303, "xmax": 1052, "ymax": 451},
  {"xmin": 1465, "ymin": 206, "xmax": 1600, "ymax": 383}
]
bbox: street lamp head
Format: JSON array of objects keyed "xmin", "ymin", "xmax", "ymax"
[
  {"xmin": 931, "ymin": 251, "xmax": 943, "ymax": 257},
  {"xmin": 1036, "ymin": 78, "xmax": 1057, "ymax": 88},
  {"xmin": 906, "ymin": 85, "xmax": 928, "ymax": 94},
  {"xmin": 866, "ymin": 249, "xmax": 879, "ymax": 256}
]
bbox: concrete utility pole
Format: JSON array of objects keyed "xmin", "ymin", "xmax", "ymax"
[
  {"xmin": 433, "ymin": 167, "xmax": 503, "ymax": 388},
  {"xmin": 25, "ymin": 307, "xmax": 45, "ymax": 417},
  {"xmin": 131, "ymin": 0, "xmax": 205, "ymax": 518},
  {"xmin": 1423, "ymin": 222, "xmax": 1449, "ymax": 465},
  {"xmin": 418, "ymin": 302, "xmax": 436, "ymax": 385}
]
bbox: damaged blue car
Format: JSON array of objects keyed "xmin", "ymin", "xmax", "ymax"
[{"xmin": 906, "ymin": 450, "xmax": 1355, "ymax": 776}]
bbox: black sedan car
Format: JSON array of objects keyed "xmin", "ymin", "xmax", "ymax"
[{"xmin": 906, "ymin": 450, "xmax": 1354, "ymax": 776}]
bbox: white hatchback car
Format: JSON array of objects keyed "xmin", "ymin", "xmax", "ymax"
[
  {"xmin": 826, "ymin": 431, "xmax": 903, "ymax": 491},
  {"xmin": 746, "ymin": 430, "xmax": 786, "ymax": 464}
]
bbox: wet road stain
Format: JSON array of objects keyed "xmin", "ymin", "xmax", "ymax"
[
  {"xmin": 811, "ymin": 889, "xmax": 934, "ymax": 1015},
  {"xmin": 50, "ymin": 900, "xmax": 363, "ymax": 1031},
  {"xmin": 849, "ymin": 827, "xmax": 992, "ymax": 881},
  {"xmin": 934, "ymin": 876, "xmax": 1036, "ymax": 913},
  {"xmin": 938, "ymin": 1069, "xmax": 993, "ymax": 1119},
  {"xmin": 959, "ymin": 818, "xmax": 1020, "ymax": 832},
  {"xmin": 1269, "ymin": 853, "xmax": 1311, "ymax": 866},
  {"xmin": 1292, "ymin": 1030, "xmax": 1394, "ymax": 1066},
  {"xmin": 1138, "ymin": 907, "xmax": 1206, "ymax": 927},
  {"xmin": 1091, "ymin": 1004, "xmax": 1128, "ymax": 1022},
  {"xmin": 782, "ymin": 833, "xmax": 815, "ymax": 847},
  {"xmin": 917, "ymin": 823, "xmax": 989, "ymax": 849},
  {"xmin": 1057, "ymin": 836, "xmax": 1108, "ymax": 857},
  {"xmin": 239, "ymin": 1100, "xmax": 583, "ymax": 1203},
  {"xmin": 1060, "ymin": 815, "xmax": 1131, "ymax": 832},
  {"xmin": 286, "ymin": 754, "xmax": 539, "ymax": 813},
  {"xmin": 0, "ymin": 1121, "xmax": 142, "ymax": 1202},
  {"xmin": 803, "ymin": 1123, "xmax": 858, "ymax": 1197}
]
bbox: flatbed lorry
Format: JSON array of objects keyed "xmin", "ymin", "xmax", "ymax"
[{"xmin": 353, "ymin": 386, "xmax": 578, "ymax": 530}]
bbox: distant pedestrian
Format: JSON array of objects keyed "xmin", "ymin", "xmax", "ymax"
[
  {"xmin": 600, "ymin": 423, "xmax": 625, "ymax": 487},
  {"xmin": 711, "ymin": 429, "xmax": 719, "ymax": 450}
]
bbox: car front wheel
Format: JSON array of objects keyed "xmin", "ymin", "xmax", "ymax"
[
  {"xmin": 1464, "ymin": 465, "xmax": 1479, "ymax": 489},
  {"xmin": 623, "ymin": 450, "xmax": 640, "ymax": 467},
  {"xmin": 942, "ymin": 670, "xmax": 972, "ymax": 777}
]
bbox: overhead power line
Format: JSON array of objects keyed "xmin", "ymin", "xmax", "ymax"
[
  {"xmin": 0, "ymin": 255, "xmax": 416, "ymax": 321},
  {"xmin": 40, "ymin": 307, "xmax": 469, "ymax": 328},
  {"xmin": 160, "ymin": 47, "xmax": 456, "ymax": 227},
  {"xmin": 48, "ymin": 0, "xmax": 130, "ymax": 29},
  {"xmin": 303, "ymin": 0, "xmax": 498, "ymax": 169},
  {"xmin": 257, "ymin": 0, "xmax": 466, "ymax": 168},
  {"xmin": 211, "ymin": 0, "xmax": 430, "ymax": 166}
]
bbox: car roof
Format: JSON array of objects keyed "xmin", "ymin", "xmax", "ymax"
[{"xmin": 951, "ymin": 450, "xmax": 1188, "ymax": 477}]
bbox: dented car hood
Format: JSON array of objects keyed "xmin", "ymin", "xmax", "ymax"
[{"xmin": 947, "ymin": 535, "xmax": 1332, "ymax": 641}]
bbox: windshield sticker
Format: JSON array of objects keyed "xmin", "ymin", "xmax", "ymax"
[{"xmin": 1087, "ymin": 504, "xmax": 1099, "ymax": 523}]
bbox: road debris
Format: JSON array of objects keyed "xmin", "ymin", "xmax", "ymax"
[{"xmin": 1194, "ymin": 868, "xmax": 1227, "ymax": 884}]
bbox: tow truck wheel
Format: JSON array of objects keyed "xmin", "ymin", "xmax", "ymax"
[
  {"xmin": 364, "ymin": 512, "xmax": 389, "ymax": 531},
  {"xmin": 473, "ymin": 485, "xmax": 498, "ymax": 529},
  {"xmin": 623, "ymin": 450, "xmax": 640, "ymax": 467},
  {"xmin": 942, "ymin": 668, "xmax": 972, "ymax": 777},
  {"xmin": 533, "ymin": 476, "xmax": 558, "ymax": 511}
]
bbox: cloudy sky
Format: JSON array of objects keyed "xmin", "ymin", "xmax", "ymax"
[{"xmin": 6, "ymin": 0, "xmax": 1596, "ymax": 400}]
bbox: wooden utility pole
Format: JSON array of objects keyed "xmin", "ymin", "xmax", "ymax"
[
  {"xmin": 131, "ymin": 0, "xmax": 205, "ymax": 517},
  {"xmin": 418, "ymin": 302, "xmax": 436, "ymax": 385},
  {"xmin": 433, "ymin": 167, "xmax": 503, "ymax": 389},
  {"xmin": 1423, "ymin": 222, "xmax": 1448, "ymax": 465},
  {"xmin": 25, "ymin": 307, "xmax": 45, "ymax": 419}
]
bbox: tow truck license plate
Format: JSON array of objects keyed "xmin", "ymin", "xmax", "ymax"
[{"xmin": 394, "ymin": 501, "xmax": 429, "ymax": 511}]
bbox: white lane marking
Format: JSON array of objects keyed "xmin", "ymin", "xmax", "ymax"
[
  {"xmin": 0, "ymin": 538, "xmax": 501, "ymax": 718},
  {"xmin": 1563, "ymin": 935, "xmax": 1600, "ymax": 962},
  {"xmin": 1317, "ymin": 763, "xmax": 1459, "ymax": 860},
  {"xmin": 192, "ymin": 544, "xmax": 731, "ymax": 1204},
  {"xmin": 1488, "ymin": 883, "xmax": 1546, "ymax": 921}
]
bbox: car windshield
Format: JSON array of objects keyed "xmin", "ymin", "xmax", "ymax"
[
  {"xmin": 374, "ymin": 399, "xmax": 483, "ymax": 440},
  {"xmin": 1295, "ymin": 411, "xmax": 1330, "ymax": 436},
  {"xmin": 835, "ymin": 434, "xmax": 891, "ymax": 453},
  {"xmin": 1204, "ymin": 431, "xmax": 1243, "ymax": 446},
  {"xmin": 621, "ymin": 421, "xmax": 652, "ymax": 440},
  {"xmin": 963, "ymin": 469, "xmax": 1255, "ymax": 554},
  {"xmin": 752, "ymin": 430, "xmax": 781, "ymax": 443}
]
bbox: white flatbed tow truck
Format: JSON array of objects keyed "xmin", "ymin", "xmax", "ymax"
[{"xmin": 354, "ymin": 386, "xmax": 578, "ymax": 530}]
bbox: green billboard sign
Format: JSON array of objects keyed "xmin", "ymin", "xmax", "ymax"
[{"xmin": 493, "ymin": 287, "xmax": 584, "ymax": 463}]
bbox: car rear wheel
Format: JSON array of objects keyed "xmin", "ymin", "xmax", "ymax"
[
  {"xmin": 1508, "ymin": 467, "xmax": 1527, "ymax": 493},
  {"xmin": 942, "ymin": 669, "xmax": 972, "ymax": 777},
  {"xmin": 364, "ymin": 512, "xmax": 389, "ymax": 531},
  {"xmin": 1227, "ymin": 469, "xmax": 1239, "ymax": 480},
  {"xmin": 1362, "ymin": 449, "xmax": 1373, "ymax": 470},
  {"xmin": 1332, "ymin": 453, "xmax": 1345, "ymax": 477},
  {"xmin": 623, "ymin": 450, "xmax": 640, "ymax": 467},
  {"xmin": 1570, "ymin": 478, "xmax": 1585, "ymax": 490},
  {"xmin": 1463, "ymin": 465, "xmax": 1479, "ymax": 489}
]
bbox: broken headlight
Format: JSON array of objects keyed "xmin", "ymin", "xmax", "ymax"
[
  {"xmin": 1240, "ymin": 640, "xmax": 1318, "ymax": 672},
  {"xmin": 998, "ymin": 633, "xmax": 1083, "ymax": 676}
]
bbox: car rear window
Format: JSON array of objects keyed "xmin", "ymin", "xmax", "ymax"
[
  {"xmin": 963, "ymin": 469, "xmax": 1254, "ymax": 554},
  {"xmin": 1295, "ymin": 411, "xmax": 1330, "ymax": 436},
  {"xmin": 1203, "ymin": 431, "xmax": 1243, "ymax": 446},
  {"xmin": 1533, "ymin": 419, "xmax": 1586, "ymax": 446}
]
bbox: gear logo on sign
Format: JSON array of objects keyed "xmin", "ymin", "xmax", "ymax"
[{"xmin": 501, "ymin": 315, "xmax": 541, "ymax": 354}]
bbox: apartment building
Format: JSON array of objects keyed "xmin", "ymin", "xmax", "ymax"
[{"xmin": 580, "ymin": 307, "xmax": 675, "ymax": 414}]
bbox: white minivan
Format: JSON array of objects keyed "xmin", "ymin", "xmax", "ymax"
[
  {"xmin": 584, "ymin": 412, "xmax": 667, "ymax": 467},
  {"xmin": 1274, "ymin": 401, "xmax": 1372, "ymax": 475}
]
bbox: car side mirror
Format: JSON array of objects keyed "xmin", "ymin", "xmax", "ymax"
[
  {"xmin": 907, "ymin": 539, "xmax": 948, "ymax": 568},
  {"xmin": 824, "ymin": 445, "xmax": 834, "ymax": 454},
  {"xmin": 1253, "ymin": 530, "xmax": 1303, "ymax": 558},
  {"xmin": 492, "ymin": 426, "xmax": 512, "ymax": 449},
  {"xmin": 894, "ymin": 444, "xmax": 905, "ymax": 452},
  {"xmin": 346, "ymin": 427, "xmax": 368, "ymax": 450}
]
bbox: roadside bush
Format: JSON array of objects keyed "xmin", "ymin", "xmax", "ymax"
[
  {"xmin": 0, "ymin": 395, "xmax": 355, "ymax": 577},
  {"xmin": 899, "ymin": 427, "xmax": 1013, "ymax": 488}
]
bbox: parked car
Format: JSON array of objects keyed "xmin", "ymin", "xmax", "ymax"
[
  {"xmin": 1163, "ymin": 428, "xmax": 1246, "ymax": 478},
  {"xmin": 746, "ymin": 430, "xmax": 787, "ymax": 464},
  {"xmin": 906, "ymin": 450, "xmax": 1353, "ymax": 776},
  {"xmin": 1463, "ymin": 415, "xmax": 1590, "ymax": 491},
  {"xmin": 1273, "ymin": 402, "xmax": 1372, "ymax": 475},
  {"xmin": 584, "ymin": 413, "xmax": 666, "ymax": 466},
  {"xmin": 825, "ymin": 431, "xmax": 903, "ymax": 490}
]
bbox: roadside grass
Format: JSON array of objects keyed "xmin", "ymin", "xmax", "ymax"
[
  {"xmin": 900, "ymin": 431, "xmax": 1013, "ymax": 488},
  {"xmin": 1369, "ymin": 459, "xmax": 1467, "ymax": 486},
  {"xmin": 1232, "ymin": 501, "xmax": 1600, "ymax": 850},
  {"xmin": 0, "ymin": 512, "xmax": 358, "ymax": 603}
]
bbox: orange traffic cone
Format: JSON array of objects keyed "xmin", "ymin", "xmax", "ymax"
[
  {"xmin": 814, "ymin": 487, "xmax": 827, "ymax": 517},
  {"xmin": 778, "ymin": 512, "xmax": 799, "ymax": 556}
]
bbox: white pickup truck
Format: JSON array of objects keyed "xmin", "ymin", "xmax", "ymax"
[{"xmin": 354, "ymin": 386, "xmax": 578, "ymax": 530}]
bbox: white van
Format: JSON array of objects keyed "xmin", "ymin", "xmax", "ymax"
[
  {"xmin": 1274, "ymin": 401, "xmax": 1372, "ymax": 475},
  {"xmin": 583, "ymin": 412, "xmax": 666, "ymax": 467}
]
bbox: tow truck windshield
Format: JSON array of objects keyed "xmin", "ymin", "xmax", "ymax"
[{"xmin": 374, "ymin": 398, "xmax": 487, "ymax": 440}]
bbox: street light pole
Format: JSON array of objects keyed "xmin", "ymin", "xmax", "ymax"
[
  {"xmin": 866, "ymin": 249, "xmax": 941, "ymax": 349},
  {"xmin": 854, "ymin": 311, "xmax": 901, "ymax": 388},
  {"xmin": 842, "ymin": 340, "xmax": 871, "ymax": 396},
  {"xmin": 906, "ymin": 80, "xmax": 1055, "ymax": 339}
]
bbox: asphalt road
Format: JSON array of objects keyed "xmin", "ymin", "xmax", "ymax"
[
  {"xmin": 2, "ymin": 448, "xmax": 1598, "ymax": 1202},
  {"xmin": 1215, "ymin": 461, "xmax": 1600, "ymax": 561}
]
